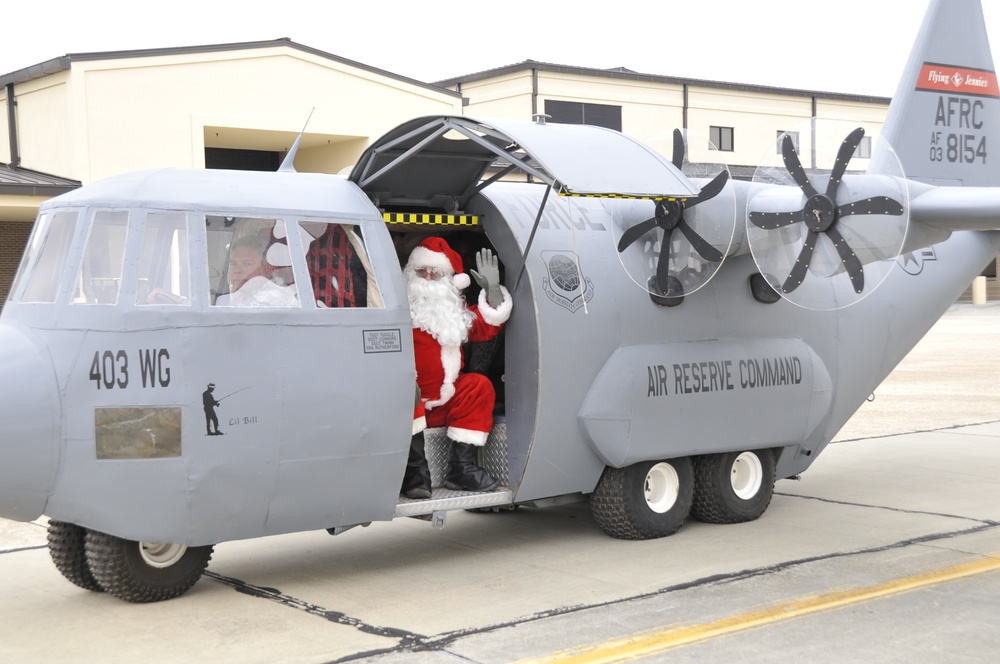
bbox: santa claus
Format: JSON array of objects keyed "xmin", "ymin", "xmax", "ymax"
[{"xmin": 400, "ymin": 236, "xmax": 513, "ymax": 498}]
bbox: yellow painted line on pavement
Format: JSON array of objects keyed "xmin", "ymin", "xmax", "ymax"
[{"xmin": 526, "ymin": 554, "xmax": 1000, "ymax": 664}]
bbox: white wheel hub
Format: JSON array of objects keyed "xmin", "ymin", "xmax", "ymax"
[
  {"xmin": 644, "ymin": 462, "xmax": 680, "ymax": 513},
  {"xmin": 139, "ymin": 541, "xmax": 188, "ymax": 568},
  {"xmin": 730, "ymin": 452, "xmax": 764, "ymax": 500}
]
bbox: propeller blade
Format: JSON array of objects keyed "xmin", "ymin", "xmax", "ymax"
[
  {"xmin": 617, "ymin": 217, "xmax": 658, "ymax": 252},
  {"xmin": 749, "ymin": 209, "xmax": 807, "ymax": 230},
  {"xmin": 835, "ymin": 195, "xmax": 905, "ymax": 218},
  {"xmin": 782, "ymin": 229, "xmax": 819, "ymax": 293},
  {"xmin": 678, "ymin": 221, "xmax": 724, "ymax": 262},
  {"xmin": 781, "ymin": 135, "xmax": 818, "ymax": 199},
  {"xmin": 655, "ymin": 227, "xmax": 676, "ymax": 291},
  {"xmin": 825, "ymin": 227, "xmax": 865, "ymax": 293},
  {"xmin": 671, "ymin": 128, "xmax": 684, "ymax": 170},
  {"xmin": 688, "ymin": 171, "xmax": 730, "ymax": 207},
  {"xmin": 826, "ymin": 127, "xmax": 866, "ymax": 199}
]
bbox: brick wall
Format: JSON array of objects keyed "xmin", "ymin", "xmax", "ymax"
[
  {"xmin": 0, "ymin": 221, "xmax": 33, "ymax": 307},
  {"xmin": 958, "ymin": 276, "xmax": 1000, "ymax": 302}
]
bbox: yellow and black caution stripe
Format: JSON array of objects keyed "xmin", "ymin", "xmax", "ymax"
[
  {"xmin": 559, "ymin": 192, "xmax": 687, "ymax": 202},
  {"xmin": 383, "ymin": 212, "xmax": 479, "ymax": 226}
]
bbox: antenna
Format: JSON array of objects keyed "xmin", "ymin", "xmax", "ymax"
[{"xmin": 277, "ymin": 108, "xmax": 316, "ymax": 172}]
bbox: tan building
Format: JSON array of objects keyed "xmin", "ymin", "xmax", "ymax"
[
  {"xmin": 436, "ymin": 61, "xmax": 891, "ymax": 180},
  {"xmin": 0, "ymin": 39, "xmax": 464, "ymax": 303}
]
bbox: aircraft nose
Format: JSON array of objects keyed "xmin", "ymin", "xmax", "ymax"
[{"xmin": 0, "ymin": 322, "xmax": 61, "ymax": 521}]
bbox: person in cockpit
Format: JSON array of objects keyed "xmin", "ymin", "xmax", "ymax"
[{"xmin": 216, "ymin": 238, "xmax": 297, "ymax": 307}]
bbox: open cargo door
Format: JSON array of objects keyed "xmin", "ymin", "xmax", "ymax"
[{"xmin": 349, "ymin": 115, "xmax": 699, "ymax": 210}]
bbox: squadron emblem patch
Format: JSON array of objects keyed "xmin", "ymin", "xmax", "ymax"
[{"xmin": 541, "ymin": 251, "xmax": 594, "ymax": 313}]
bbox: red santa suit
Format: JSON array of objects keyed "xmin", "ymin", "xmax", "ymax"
[
  {"xmin": 407, "ymin": 238, "xmax": 512, "ymax": 447},
  {"xmin": 413, "ymin": 289, "xmax": 511, "ymax": 445}
]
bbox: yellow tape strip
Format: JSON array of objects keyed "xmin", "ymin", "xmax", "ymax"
[
  {"xmin": 382, "ymin": 213, "xmax": 478, "ymax": 226},
  {"xmin": 559, "ymin": 193, "xmax": 683, "ymax": 202},
  {"xmin": 528, "ymin": 554, "xmax": 1000, "ymax": 663}
]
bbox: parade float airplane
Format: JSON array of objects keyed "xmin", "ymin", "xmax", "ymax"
[{"xmin": 1, "ymin": 0, "xmax": 998, "ymax": 601}]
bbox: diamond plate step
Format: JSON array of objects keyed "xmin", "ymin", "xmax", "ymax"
[
  {"xmin": 394, "ymin": 487, "xmax": 514, "ymax": 518},
  {"xmin": 394, "ymin": 421, "xmax": 512, "ymax": 518}
]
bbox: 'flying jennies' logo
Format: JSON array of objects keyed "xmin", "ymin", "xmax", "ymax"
[
  {"xmin": 541, "ymin": 251, "xmax": 594, "ymax": 313},
  {"xmin": 916, "ymin": 63, "xmax": 1000, "ymax": 98}
]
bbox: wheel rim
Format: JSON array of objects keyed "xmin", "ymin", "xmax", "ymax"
[
  {"xmin": 731, "ymin": 452, "xmax": 764, "ymax": 500},
  {"xmin": 139, "ymin": 541, "xmax": 188, "ymax": 568},
  {"xmin": 644, "ymin": 462, "xmax": 680, "ymax": 513}
]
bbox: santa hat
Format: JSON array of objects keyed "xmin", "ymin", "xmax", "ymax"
[{"xmin": 407, "ymin": 236, "xmax": 471, "ymax": 290}]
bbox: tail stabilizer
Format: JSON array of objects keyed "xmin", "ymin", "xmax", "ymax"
[{"xmin": 875, "ymin": 0, "xmax": 1000, "ymax": 187}]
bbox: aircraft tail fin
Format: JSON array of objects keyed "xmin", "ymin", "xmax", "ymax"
[{"xmin": 874, "ymin": 0, "xmax": 1000, "ymax": 187}]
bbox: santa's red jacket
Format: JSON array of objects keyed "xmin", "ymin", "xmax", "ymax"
[{"xmin": 414, "ymin": 287, "xmax": 512, "ymax": 411}]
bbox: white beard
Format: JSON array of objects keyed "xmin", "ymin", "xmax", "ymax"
[{"xmin": 405, "ymin": 265, "xmax": 475, "ymax": 346}]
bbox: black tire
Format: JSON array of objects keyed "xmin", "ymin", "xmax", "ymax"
[
  {"xmin": 590, "ymin": 458, "xmax": 694, "ymax": 540},
  {"xmin": 691, "ymin": 450, "xmax": 775, "ymax": 524},
  {"xmin": 84, "ymin": 530, "xmax": 214, "ymax": 603},
  {"xmin": 47, "ymin": 521, "xmax": 104, "ymax": 592}
]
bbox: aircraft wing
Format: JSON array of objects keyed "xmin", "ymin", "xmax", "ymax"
[{"xmin": 910, "ymin": 185, "xmax": 1000, "ymax": 231}]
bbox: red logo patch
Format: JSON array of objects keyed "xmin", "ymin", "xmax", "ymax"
[{"xmin": 917, "ymin": 63, "xmax": 999, "ymax": 97}]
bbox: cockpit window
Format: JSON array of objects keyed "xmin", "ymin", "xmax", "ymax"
[
  {"xmin": 299, "ymin": 221, "xmax": 383, "ymax": 308},
  {"xmin": 206, "ymin": 216, "xmax": 300, "ymax": 308},
  {"xmin": 16, "ymin": 210, "xmax": 79, "ymax": 303},
  {"xmin": 73, "ymin": 210, "xmax": 128, "ymax": 305},
  {"xmin": 136, "ymin": 212, "xmax": 190, "ymax": 306}
]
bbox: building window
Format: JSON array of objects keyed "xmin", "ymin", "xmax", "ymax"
[
  {"xmin": 854, "ymin": 136, "xmax": 872, "ymax": 159},
  {"xmin": 205, "ymin": 148, "xmax": 281, "ymax": 171},
  {"xmin": 777, "ymin": 130, "xmax": 800, "ymax": 154},
  {"xmin": 709, "ymin": 126, "xmax": 734, "ymax": 152},
  {"xmin": 545, "ymin": 100, "xmax": 622, "ymax": 131}
]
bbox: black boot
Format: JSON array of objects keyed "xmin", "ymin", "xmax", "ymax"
[
  {"xmin": 445, "ymin": 439, "xmax": 499, "ymax": 492},
  {"xmin": 401, "ymin": 432, "xmax": 432, "ymax": 499}
]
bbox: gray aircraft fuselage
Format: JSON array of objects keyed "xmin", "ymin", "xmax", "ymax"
[
  {"xmin": 1, "ymin": 0, "xmax": 999, "ymax": 554},
  {"xmin": 0, "ymin": 164, "xmax": 995, "ymax": 546}
]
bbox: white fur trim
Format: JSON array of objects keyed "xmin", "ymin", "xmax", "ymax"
[
  {"xmin": 411, "ymin": 416, "xmax": 427, "ymax": 435},
  {"xmin": 478, "ymin": 285, "xmax": 513, "ymax": 326},
  {"xmin": 424, "ymin": 344, "xmax": 462, "ymax": 409},
  {"xmin": 448, "ymin": 426, "xmax": 489, "ymax": 446},
  {"xmin": 453, "ymin": 273, "xmax": 471, "ymax": 290},
  {"xmin": 407, "ymin": 245, "xmax": 454, "ymax": 275}
]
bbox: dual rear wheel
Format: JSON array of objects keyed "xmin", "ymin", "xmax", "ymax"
[
  {"xmin": 590, "ymin": 449, "xmax": 775, "ymax": 540},
  {"xmin": 47, "ymin": 521, "xmax": 214, "ymax": 602},
  {"xmin": 691, "ymin": 450, "xmax": 776, "ymax": 524}
]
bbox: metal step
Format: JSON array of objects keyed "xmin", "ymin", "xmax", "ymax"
[
  {"xmin": 393, "ymin": 421, "xmax": 513, "ymax": 519},
  {"xmin": 394, "ymin": 486, "xmax": 514, "ymax": 518}
]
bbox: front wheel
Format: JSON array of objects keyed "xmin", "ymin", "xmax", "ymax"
[
  {"xmin": 47, "ymin": 521, "xmax": 104, "ymax": 592},
  {"xmin": 691, "ymin": 450, "xmax": 775, "ymax": 524},
  {"xmin": 590, "ymin": 458, "xmax": 694, "ymax": 540},
  {"xmin": 84, "ymin": 531, "xmax": 214, "ymax": 603}
]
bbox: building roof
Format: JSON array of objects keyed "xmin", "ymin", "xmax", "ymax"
[
  {"xmin": 0, "ymin": 163, "xmax": 80, "ymax": 196},
  {"xmin": 0, "ymin": 39, "xmax": 461, "ymax": 98},
  {"xmin": 434, "ymin": 60, "xmax": 891, "ymax": 105}
]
